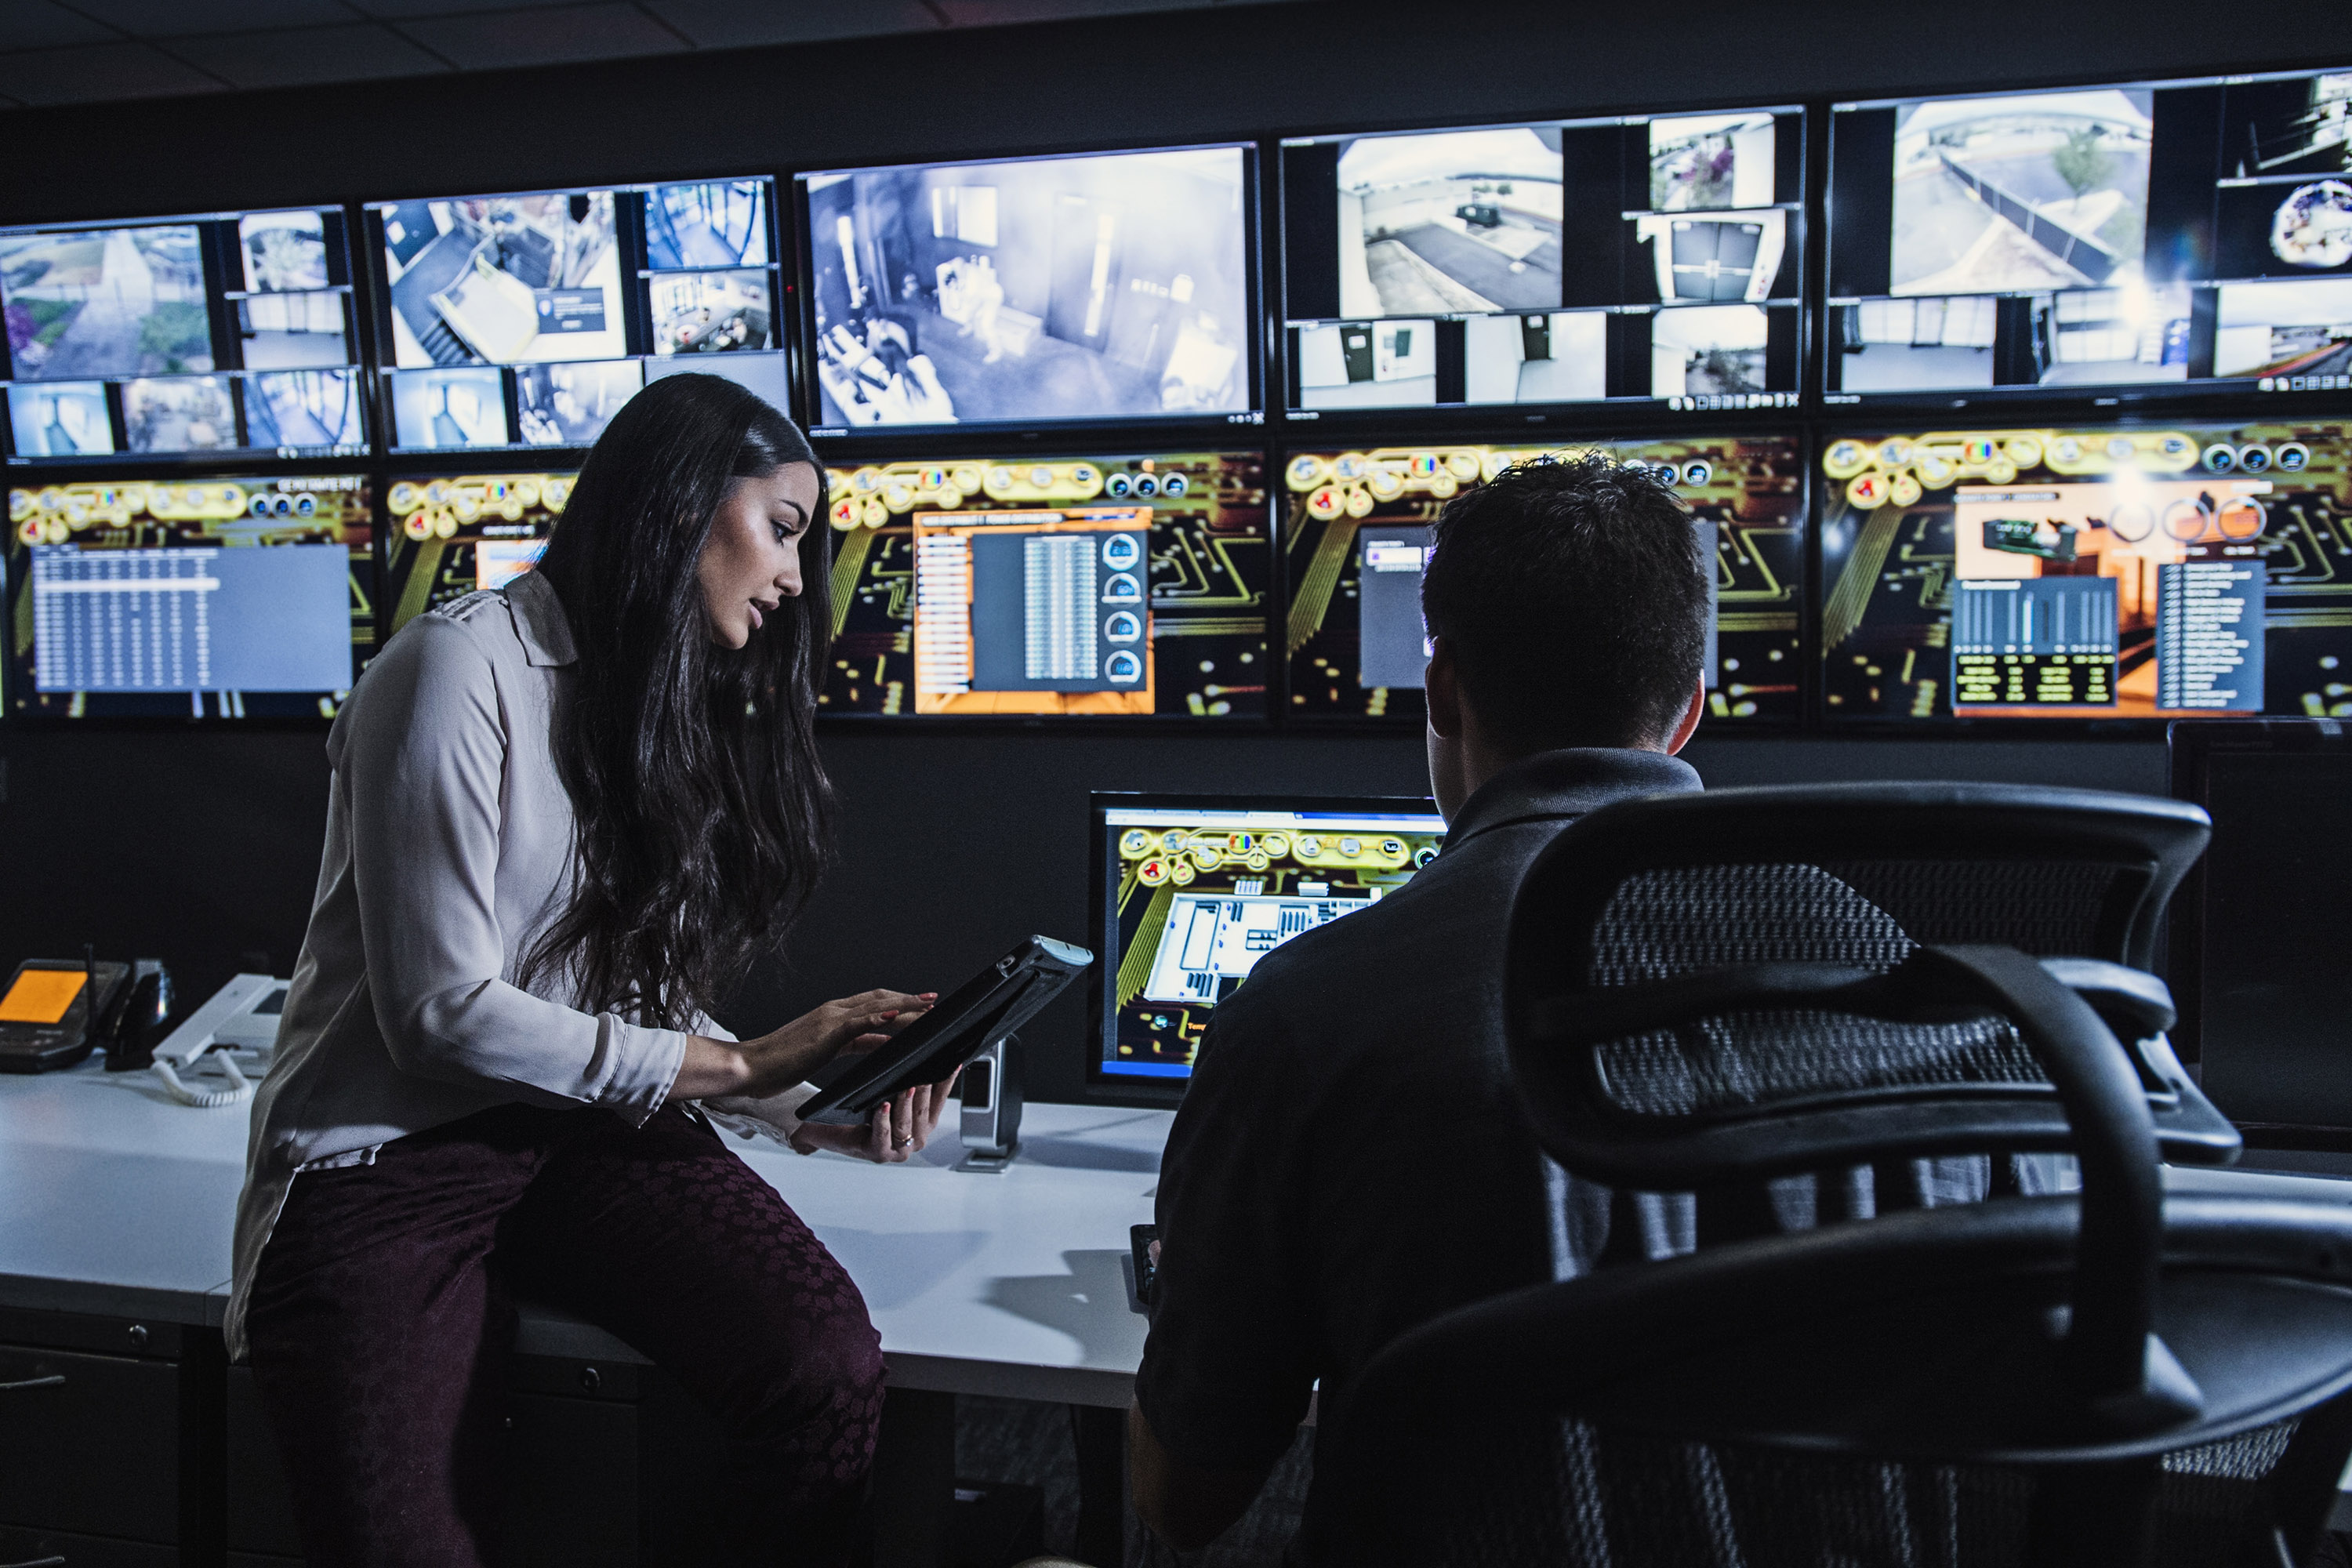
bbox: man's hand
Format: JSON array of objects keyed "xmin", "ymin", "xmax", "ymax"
[
  {"xmin": 791, "ymin": 1069, "xmax": 960, "ymax": 1163},
  {"xmin": 670, "ymin": 989, "xmax": 935, "ymax": 1101}
]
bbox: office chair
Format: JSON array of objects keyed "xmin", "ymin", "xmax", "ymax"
[{"xmin": 1318, "ymin": 783, "xmax": 2352, "ymax": 1568}]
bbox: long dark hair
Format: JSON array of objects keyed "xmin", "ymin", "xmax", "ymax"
[{"xmin": 520, "ymin": 373, "xmax": 833, "ymax": 1029}]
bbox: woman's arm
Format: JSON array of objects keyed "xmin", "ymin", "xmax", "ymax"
[{"xmin": 343, "ymin": 616, "xmax": 682, "ymax": 1119}]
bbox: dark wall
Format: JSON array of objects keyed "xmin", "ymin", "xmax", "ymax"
[{"xmin": 0, "ymin": 0, "xmax": 2339, "ymax": 1102}]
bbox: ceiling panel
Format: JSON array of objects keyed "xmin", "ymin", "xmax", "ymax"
[
  {"xmin": 0, "ymin": 38, "xmax": 225, "ymax": 106},
  {"xmin": 394, "ymin": 2, "xmax": 688, "ymax": 69},
  {"xmin": 0, "ymin": 0, "xmax": 1305, "ymax": 111},
  {"xmin": 640, "ymin": 0, "xmax": 941, "ymax": 49},
  {"xmin": 0, "ymin": 2, "xmax": 121, "ymax": 51},
  {"xmin": 60, "ymin": 0, "xmax": 368, "ymax": 38},
  {"xmin": 170, "ymin": 20, "xmax": 451, "ymax": 89}
]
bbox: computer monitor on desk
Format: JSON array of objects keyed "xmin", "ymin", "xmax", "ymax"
[
  {"xmin": 1087, "ymin": 794, "xmax": 1449, "ymax": 1100},
  {"xmin": 2169, "ymin": 720, "xmax": 2352, "ymax": 1148}
]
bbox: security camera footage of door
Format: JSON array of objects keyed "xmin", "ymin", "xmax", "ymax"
[{"xmin": 806, "ymin": 147, "xmax": 1250, "ymax": 430}]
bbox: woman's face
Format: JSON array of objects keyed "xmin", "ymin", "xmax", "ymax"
[{"xmin": 698, "ymin": 463, "xmax": 820, "ymax": 649}]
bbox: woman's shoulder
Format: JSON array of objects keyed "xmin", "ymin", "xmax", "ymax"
[{"xmin": 347, "ymin": 591, "xmax": 529, "ymax": 718}]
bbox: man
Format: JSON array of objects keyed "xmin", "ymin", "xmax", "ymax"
[{"xmin": 1129, "ymin": 453, "xmax": 1711, "ymax": 1558}]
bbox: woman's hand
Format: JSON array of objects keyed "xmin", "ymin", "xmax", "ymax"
[
  {"xmin": 671, "ymin": 989, "xmax": 935, "ymax": 1102},
  {"xmin": 789, "ymin": 1069, "xmax": 961, "ymax": 1163}
]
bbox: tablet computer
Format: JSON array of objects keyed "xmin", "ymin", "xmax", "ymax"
[{"xmin": 797, "ymin": 935, "xmax": 1094, "ymax": 1126}]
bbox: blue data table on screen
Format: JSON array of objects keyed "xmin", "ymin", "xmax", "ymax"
[{"xmin": 29, "ymin": 543, "xmax": 350, "ymax": 693}]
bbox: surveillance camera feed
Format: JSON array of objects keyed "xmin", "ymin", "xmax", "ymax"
[
  {"xmin": 379, "ymin": 471, "xmax": 573, "ymax": 635},
  {"xmin": 0, "ymin": 207, "xmax": 362, "ymax": 464},
  {"xmin": 1818, "ymin": 420, "xmax": 2352, "ymax": 721},
  {"xmin": 800, "ymin": 145, "xmax": 1254, "ymax": 433},
  {"xmin": 1828, "ymin": 66, "xmax": 2352, "ymax": 408},
  {"xmin": 370, "ymin": 177, "xmax": 782, "ymax": 453},
  {"xmin": 1094, "ymin": 797, "xmax": 1449, "ymax": 1082},
  {"xmin": 1283, "ymin": 436, "xmax": 1798, "ymax": 724},
  {"xmin": 821, "ymin": 452, "xmax": 1269, "ymax": 717},
  {"xmin": 1279, "ymin": 109, "xmax": 1803, "ymax": 417},
  {"xmin": 5, "ymin": 475, "xmax": 373, "ymax": 720}
]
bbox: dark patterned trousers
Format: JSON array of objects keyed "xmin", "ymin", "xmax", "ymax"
[{"xmin": 245, "ymin": 1101, "xmax": 886, "ymax": 1567}]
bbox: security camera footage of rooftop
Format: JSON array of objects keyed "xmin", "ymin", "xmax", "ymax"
[
  {"xmin": 1284, "ymin": 435, "xmax": 1802, "ymax": 724},
  {"xmin": 802, "ymin": 147, "xmax": 1253, "ymax": 433},
  {"xmin": 1818, "ymin": 419, "xmax": 2352, "ymax": 723},
  {"xmin": 0, "ymin": 208, "xmax": 361, "ymax": 464},
  {"xmin": 1280, "ymin": 111, "xmax": 1803, "ymax": 415},
  {"xmin": 820, "ymin": 452, "xmax": 1269, "ymax": 717},
  {"xmin": 6, "ymin": 475, "xmax": 374, "ymax": 720},
  {"xmin": 1828, "ymin": 67, "xmax": 2352, "ymax": 408}
]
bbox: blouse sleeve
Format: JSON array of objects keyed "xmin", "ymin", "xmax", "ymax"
[{"xmin": 342, "ymin": 613, "xmax": 684, "ymax": 1120}]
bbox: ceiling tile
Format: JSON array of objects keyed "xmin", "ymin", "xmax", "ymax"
[
  {"xmin": 60, "ymin": 0, "xmax": 365, "ymax": 38},
  {"xmin": 931, "ymin": 0, "xmax": 1210, "ymax": 20},
  {"xmin": 639, "ymin": 0, "xmax": 938, "ymax": 48},
  {"xmin": 394, "ymin": 2, "xmax": 688, "ymax": 68},
  {"xmin": 0, "ymin": 2, "xmax": 122, "ymax": 49},
  {"xmin": 0, "ymin": 38, "xmax": 226, "ymax": 104},
  {"xmin": 170, "ymin": 20, "xmax": 448, "ymax": 88},
  {"xmin": 344, "ymin": 0, "xmax": 599, "ymax": 17}
]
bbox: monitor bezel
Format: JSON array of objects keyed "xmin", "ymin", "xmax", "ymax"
[{"xmin": 1083, "ymin": 789, "xmax": 1446, "ymax": 1104}]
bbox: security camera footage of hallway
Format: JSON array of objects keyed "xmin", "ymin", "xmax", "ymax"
[
  {"xmin": 1830, "ymin": 67, "xmax": 2352, "ymax": 403},
  {"xmin": 804, "ymin": 147, "xmax": 1251, "ymax": 430},
  {"xmin": 1283, "ymin": 111, "xmax": 1799, "ymax": 412}
]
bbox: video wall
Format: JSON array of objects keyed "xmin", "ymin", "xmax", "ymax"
[{"xmin": 3, "ymin": 58, "xmax": 2349, "ymax": 728}]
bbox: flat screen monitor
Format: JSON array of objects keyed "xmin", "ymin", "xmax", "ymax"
[
  {"xmin": 6, "ymin": 474, "xmax": 372, "ymax": 720},
  {"xmin": 797, "ymin": 144, "xmax": 1256, "ymax": 435},
  {"xmin": 822, "ymin": 450, "xmax": 1270, "ymax": 718},
  {"xmin": 365, "ymin": 177, "xmax": 785, "ymax": 454},
  {"xmin": 1089, "ymin": 794, "xmax": 1448, "ymax": 1091},
  {"xmin": 2169, "ymin": 719, "xmax": 2352, "ymax": 1140},
  {"xmin": 1279, "ymin": 109, "xmax": 1803, "ymax": 421},
  {"xmin": 1819, "ymin": 419, "xmax": 2352, "ymax": 723},
  {"xmin": 1827, "ymin": 66, "xmax": 2352, "ymax": 411},
  {"xmin": 0, "ymin": 207, "xmax": 365, "ymax": 466},
  {"xmin": 379, "ymin": 470, "xmax": 574, "ymax": 637},
  {"xmin": 1283, "ymin": 434, "xmax": 1799, "ymax": 724}
]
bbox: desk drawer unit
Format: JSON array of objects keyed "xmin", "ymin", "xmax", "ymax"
[
  {"xmin": 0, "ymin": 1343, "xmax": 179, "ymax": 1546},
  {"xmin": 0, "ymin": 1523, "xmax": 177, "ymax": 1566}
]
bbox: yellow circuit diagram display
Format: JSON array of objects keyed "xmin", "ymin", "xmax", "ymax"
[
  {"xmin": 1820, "ymin": 420, "xmax": 2352, "ymax": 720},
  {"xmin": 1282, "ymin": 434, "xmax": 1803, "ymax": 722},
  {"xmin": 379, "ymin": 472, "xmax": 575, "ymax": 635},
  {"xmin": 1102, "ymin": 813, "xmax": 1446, "ymax": 1077},
  {"xmin": 7, "ymin": 475, "xmax": 373, "ymax": 719},
  {"xmin": 820, "ymin": 452, "xmax": 1269, "ymax": 717}
]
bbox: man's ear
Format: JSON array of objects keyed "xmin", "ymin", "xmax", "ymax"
[
  {"xmin": 1425, "ymin": 635, "xmax": 1464, "ymax": 739},
  {"xmin": 1664, "ymin": 673, "xmax": 1706, "ymax": 755}
]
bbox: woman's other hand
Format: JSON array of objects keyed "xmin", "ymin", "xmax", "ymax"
[
  {"xmin": 789, "ymin": 1069, "xmax": 960, "ymax": 1163},
  {"xmin": 671, "ymin": 989, "xmax": 935, "ymax": 1101}
]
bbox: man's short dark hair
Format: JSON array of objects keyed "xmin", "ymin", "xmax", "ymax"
[{"xmin": 1420, "ymin": 452, "xmax": 1708, "ymax": 751}]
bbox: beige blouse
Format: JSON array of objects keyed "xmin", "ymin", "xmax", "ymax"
[{"xmin": 225, "ymin": 570, "xmax": 806, "ymax": 1359}]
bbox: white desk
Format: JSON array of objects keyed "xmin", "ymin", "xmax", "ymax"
[{"xmin": 0, "ymin": 1058, "xmax": 1167, "ymax": 1407}]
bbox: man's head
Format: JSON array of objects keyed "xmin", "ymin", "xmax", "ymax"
[{"xmin": 1421, "ymin": 452, "xmax": 1710, "ymax": 817}]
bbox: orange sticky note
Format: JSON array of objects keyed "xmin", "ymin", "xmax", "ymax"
[{"xmin": 0, "ymin": 970, "xmax": 87, "ymax": 1025}]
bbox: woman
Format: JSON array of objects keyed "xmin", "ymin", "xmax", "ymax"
[{"xmin": 227, "ymin": 373, "xmax": 952, "ymax": 1566}]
